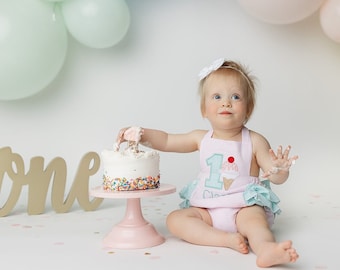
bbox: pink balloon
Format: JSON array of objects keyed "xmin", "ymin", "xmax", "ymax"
[
  {"xmin": 238, "ymin": 0, "xmax": 324, "ymax": 24},
  {"xmin": 320, "ymin": 0, "xmax": 340, "ymax": 43}
]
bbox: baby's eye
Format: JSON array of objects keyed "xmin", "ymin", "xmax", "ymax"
[
  {"xmin": 213, "ymin": 94, "xmax": 221, "ymax": 100},
  {"xmin": 231, "ymin": 94, "xmax": 241, "ymax": 100}
]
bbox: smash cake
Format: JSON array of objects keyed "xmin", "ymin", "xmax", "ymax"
[{"xmin": 102, "ymin": 127, "xmax": 160, "ymax": 191}]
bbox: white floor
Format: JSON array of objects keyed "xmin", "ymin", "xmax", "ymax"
[{"xmin": 1, "ymin": 184, "xmax": 339, "ymax": 270}]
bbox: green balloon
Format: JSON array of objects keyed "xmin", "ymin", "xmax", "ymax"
[
  {"xmin": 61, "ymin": 0, "xmax": 130, "ymax": 49},
  {"xmin": 0, "ymin": 0, "xmax": 68, "ymax": 101}
]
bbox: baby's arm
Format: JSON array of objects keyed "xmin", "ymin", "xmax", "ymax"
[{"xmin": 117, "ymin": 127, "xmax": 205, "ymax": 153}]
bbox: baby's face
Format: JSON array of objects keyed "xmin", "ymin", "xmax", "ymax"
[{"xmin": 202, "ymin": 69, "xmax": 248, "ymax": 132}]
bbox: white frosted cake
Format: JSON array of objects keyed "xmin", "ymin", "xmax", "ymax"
[{"xmin": 102, "ymin": 127, "xmax": 160, "ymax": 191}]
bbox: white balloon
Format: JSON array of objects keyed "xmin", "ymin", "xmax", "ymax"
[
  {"xmin": 61, "ymin": 0, "xmax": 130, "ymax": 49},
  {"xmin": 238, "ymin": 0, "xmax": 324, "ymax": 24},
  {"xmin": 320, "ymin": 0, "xmax": 340, "ymax": 43}
]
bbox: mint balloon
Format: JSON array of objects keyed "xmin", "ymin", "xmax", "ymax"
[
  {"xmin": 0, "ymin": 0, "xmax": 68, "ymax": 100},
  {"xmin": 61, "ymin": 0, "xmax": 130, "ymax": 49}
]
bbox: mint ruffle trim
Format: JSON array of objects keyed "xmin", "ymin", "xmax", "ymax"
[
  {"xmin": 243, "ymin": 180, "xmax": 281, "ymax": 215},
  {"xmin": 179, "ymin": 180, "xmax": 198, "ymax": 208}
]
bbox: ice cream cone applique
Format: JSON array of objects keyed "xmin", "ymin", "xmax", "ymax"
[
  {"xmin": 223, "ymin": 178, "xmax": 234, "ymax": 190},
  {"xmin": 221, "ymin": 156, "xmax": 239, "ymax": 190}
]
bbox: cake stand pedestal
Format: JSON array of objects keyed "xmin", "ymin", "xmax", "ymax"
[{"xmin": 90, "ymin": 183, "xmax": 176, "ymax": 249}]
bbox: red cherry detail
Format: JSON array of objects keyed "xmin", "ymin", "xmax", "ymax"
[{"xmin": 228, "ymin": 156, "xmax": 234, "ymax": 163}]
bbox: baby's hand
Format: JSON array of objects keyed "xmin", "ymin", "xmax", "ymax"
[
  {"xmin": 114, "ymin": 127, "xmax": 144, "ymax": 151},
  {"xmin": 262, "ymin": 145, "xmax": 298, "ymax": 178},
  {"xmin": 115, "ymin": 127, "xmax": 129, "ymax": 150}
]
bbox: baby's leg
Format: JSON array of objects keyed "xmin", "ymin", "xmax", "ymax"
[
  {"xmin": 166, "ymin": 207, "xmax": 248, "ymax": 254},
  {"xmin": 236, "ymin": 206, "xmax": 299, "ymax": 267}
]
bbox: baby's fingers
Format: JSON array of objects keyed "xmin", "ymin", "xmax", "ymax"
[
  {"xmin": 277, "ymin": 145, "xmax": 283, "ymax": 159},
  {"xmin": 115, "ymin": 127, "xmax": 129, "ymax": 150},
  {"xmin": 269, "ymin": 148, "xmax": 278, "ymax": 160},
  {"xmin": 288, "ymin": 155, "xmax": 299, "ymax": 166},
  {"xmin": 269, "ymin": 145, "xmax": 284, "ymax": 160},
  {"xmin": 283, "ymin": 145, "xmax": 292, "ymax": 160},
  {"xmin": 116, "ymin": 129, "xmax": 124, "ymax": 142}
]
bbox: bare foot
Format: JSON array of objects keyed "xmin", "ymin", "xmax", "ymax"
[
  {"xmin": 225, "ymin": 233, "xmax": 249, "ymax": 254},
  {"xmin": 256, "ymin": 240, "xmax": 299, "ymax": 268}
]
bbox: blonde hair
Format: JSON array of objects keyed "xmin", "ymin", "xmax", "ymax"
[{"xmin": 198, "ymin": 60, "xmax": 256, "ymax": 123}]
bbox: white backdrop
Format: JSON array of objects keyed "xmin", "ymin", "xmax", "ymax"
[{"xmin": 1, "ymin": 0, "xmax": 339, "ymax": 213}]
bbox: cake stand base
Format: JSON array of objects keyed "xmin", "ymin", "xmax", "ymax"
[
  {"xmin": 90, "ymin": 184, "xmax": 176, "ymax": 249},
  {"xmin": 103, "ymin": 198, "xmax": 165, "ymax": 249}
]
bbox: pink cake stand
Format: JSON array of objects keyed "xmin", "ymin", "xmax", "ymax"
[{"xmin": 90, "ymin": 183, "xmax": 176, "ymax": 249}]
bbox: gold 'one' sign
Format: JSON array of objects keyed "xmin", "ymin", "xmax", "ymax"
[{"xmin": 0, "ymin": 146, "xmax": 103, "ymax": 217}]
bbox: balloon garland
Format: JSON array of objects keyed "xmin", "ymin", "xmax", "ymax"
[
  {"xmin": 0, "ymin": 0, "xmax": 338, "ymax": 101},
  {"xmin": 0, "ymin": 0, "xmax": 130, "ymax": 101}
]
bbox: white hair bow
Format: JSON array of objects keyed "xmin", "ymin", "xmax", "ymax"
[{"xmin": 198, "ymin": 58, "xmax": 225, "ymax": 81}]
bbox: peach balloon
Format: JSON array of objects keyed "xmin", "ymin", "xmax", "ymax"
[
  {"xmin": 320, "ymin": 0, "xmax": 340, "ymax": 43},
  {"xmin": 238, "ymin": 0, "xmax": 324, "ymax": 24}
]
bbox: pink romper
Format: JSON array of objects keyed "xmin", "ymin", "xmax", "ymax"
[{"xmin": 179, "ymin": 127, "xmax": 280, "ymax": 233}]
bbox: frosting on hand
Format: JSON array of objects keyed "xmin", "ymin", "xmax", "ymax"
[{"xmin": 115, "ymin": 127, "xmax": 144, "ymax": 152}]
